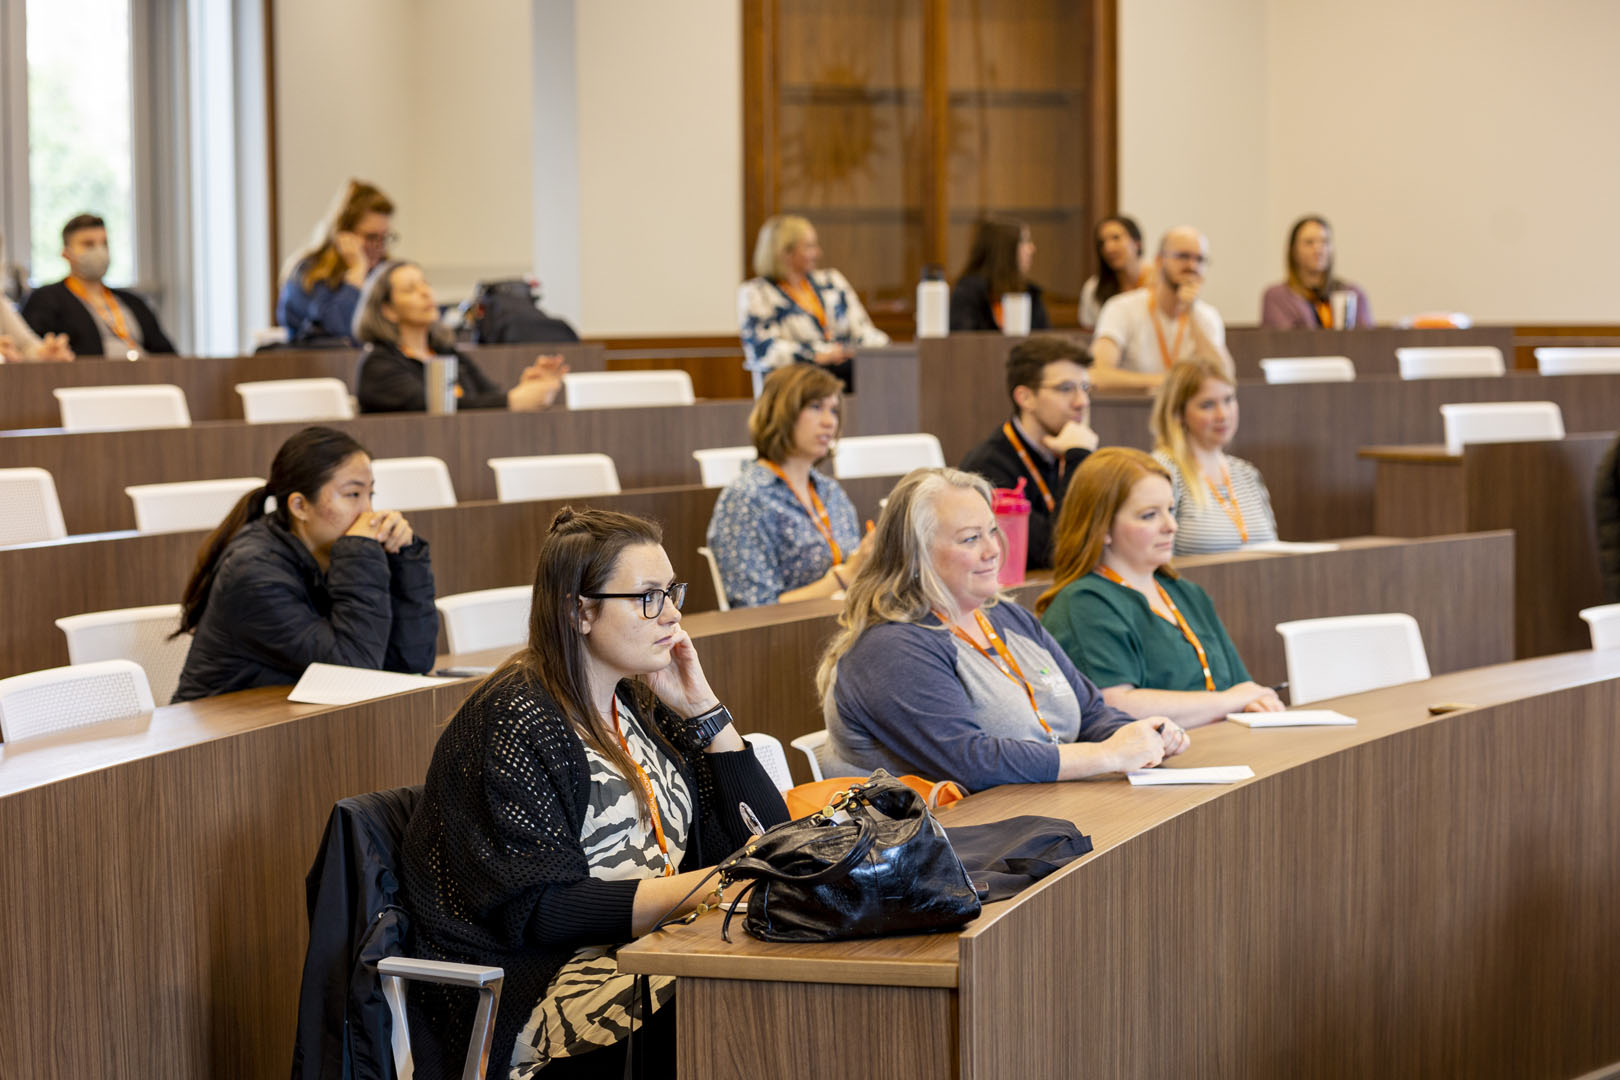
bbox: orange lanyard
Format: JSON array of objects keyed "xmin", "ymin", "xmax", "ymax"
[
  {"xmin": 936, "ymin": 609, "xmax": 1057, "ymax": 742},
  {"xmin": 991, "ymin": 299, "xmax": 1004, "ymax": 329},
  {"xmin": 65, "ymin": 277, "xmax": 135, "ymax": 349},
  {"xmin": 1150, "ymin": 304, "xmax": 1188, "ymax": 369},
  {"xmin": 1203, "ymin": 463, "xmax": 1249, "ymax": 542},
  {"xmin": 1312, "ymin": 299, "xmax": 1333, "ymax": 328},
  {"xmin": 1095, "ymin": 566, "xmax": 1216, "ymax": 691},
  {"xmin": 610, "ymin": 697, "xmax": 674, "ymax": 877},
  {"xmin": 762, "ymin": 461, "xmax": 844, "ymax": 564},
  {"xmin": 1002, "ymin": 421, "xmax": 1056, "ymax": 512},
  {"xmin": 781, "ymin": 278, "xmax": 829, "ymax": 338}
]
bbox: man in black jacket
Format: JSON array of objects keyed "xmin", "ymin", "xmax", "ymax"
[
  {"xmin": 959, "ymin": 335, "xmax": 1099, "ymax": 569},
  {"xmin": 21, "ymin": 212, "xmax": 176, "ymax": 358}
]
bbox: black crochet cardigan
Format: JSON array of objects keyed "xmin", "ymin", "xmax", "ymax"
[{"xmin": 399, "ymin": 674, "xmax": 788, "ymax": 1078}]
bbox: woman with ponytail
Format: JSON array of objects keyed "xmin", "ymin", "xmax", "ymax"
[
  {"xmin": 402, "ymin": 506, "xmax": 787, "ymax": 1078},
  {"xmin": 170, "ymin": 425, "xmax": 437, "ymax": 702}
]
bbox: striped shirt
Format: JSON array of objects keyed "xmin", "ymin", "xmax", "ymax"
[{"xmin": 1153, "ymin": 450, "xmax": 1278, "ymax": 555}]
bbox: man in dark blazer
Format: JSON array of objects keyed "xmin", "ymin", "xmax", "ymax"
[{"xmin": 21, "ymin": 213, "xmax": 176, "ymax": 358}]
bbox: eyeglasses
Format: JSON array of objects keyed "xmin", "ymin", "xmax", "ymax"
[
  {"xmin": 1164, "ymin": 251, "xmax": 1210, "ymax": 266},
  {"xmin": 581, "ymin": 583, "xmax": 688, "ymax": 619},
  {"xmin": 1040, "ymin": 380, "xmax": 1091, "ymax": 397},
  {"xmin": 359, "ymin": 230, "xmax": 400, "ymax": 247}
]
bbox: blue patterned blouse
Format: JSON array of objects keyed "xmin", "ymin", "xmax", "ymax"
[
  {"xmin": 736, "ymin": 269, "xmax": 890, "ymax": 374},
  {"xmin": 705, "ymin": 461, "xmax": 862, "ymax": 607}
]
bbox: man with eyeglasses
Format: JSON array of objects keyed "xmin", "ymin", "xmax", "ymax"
[
  {"xmin": 21, "ymin": 212, "xmax": 176, "ymax": 359},
  {"xmin": 1089, "ymin": 225, "xmax": 1231, "ymax": 390},
  {"xmin": 960, "ymin": 335, "xmax": 1099, "ymax": 569}
]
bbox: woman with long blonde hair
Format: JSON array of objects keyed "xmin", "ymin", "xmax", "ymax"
[
  {"xmin": 1037, "ymin": 447, "xmax": 1283, "ymax": 725},
  {"xmin": 816, "ymin": 466, "xmax": 1182, "ymax": 790}
]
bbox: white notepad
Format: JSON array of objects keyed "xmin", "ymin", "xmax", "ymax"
[
  {"xmin": 1127, "ymin": 765, "xmax": 1255, "ymax": 785},
  {"xmin": 1241, "ymin": 540, "xmax": 1340, "ymax": 555},
  {"xmin": 1227, "ymin": 709, "xmax": 1357, "ymax": 728},
  {"xmin": 288, "ymin": 663, "xmax": 457, "ymax": 705}
]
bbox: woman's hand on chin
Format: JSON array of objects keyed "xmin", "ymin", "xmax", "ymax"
[{"xmin": 645, "ymin": 627, "xmax": 719, "ymax": 718}]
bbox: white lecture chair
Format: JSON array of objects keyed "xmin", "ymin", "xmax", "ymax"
[
  {"xmin": 435, "ymin": 586, "xmax": 533, "ymax": 655},
  {"xmin": 1577, "ymin": 604, "xmax": 1620, "ymax": 651},
  {"xmin": 561, "ymin": 371, "xmax": 695, "ymax": 410},
  {"xmin": 831, "ymin": 433, "xmax": 946, "ymax": 480},
  {"xmin": 789, "ymin": 728, "xmax": 861, "ymax": 782},
  {"xmin": 371, "ymin": 456, "xmax": 457, "ymax": 510},
  {"xmin": 487, "ymin": 454, "xmax": 621, "ymax": 502},
  {"xmin": 742, "ymin": 732, "xmax": 794, "ymax": 791},
  {"xmin": 125, "ymin": 477, "xmax": 264, "ymax": 534},
  {"xmin": 696, "ymin": 546, "xmax": 730, "ymax": 612},
  {"xmin": 1274, "ymin": 614, "xmax": 1431, "ymax": 706},
  {"xmin": 235, "ymin": 378, "xmax": 355, "ymax": 423},
  {"xmin": 1258, "ymin": 356, "xmax": 1356, "ymax": 384},
  {"xmin": 53, "ymin": 384, "xmax": 191, "ymax": 431},
  {"xmin": 1533, "ymin": 347, "xmax": 1620, "ymax": 376},
  {"xmin": 54, "ymin": 604, "xmax": 190, "ymax": 707},
  {"xmin": 0, "ymin": 659, "xmax": 155, "ymax": 743},
  {"xmin": 1394, "ymin": 346, "xmax": 1504, "ymax": 380},
  {"xmin": 1437, "ymin": 401, "xmax": 1564, "ymax": 456},
  {"xmin": 692, "ymin": 446, "xmax": 758, "ymax": 488},
  {"xmin": 0, "ymin": 467, "xmax": 68, "ymax": 546}
]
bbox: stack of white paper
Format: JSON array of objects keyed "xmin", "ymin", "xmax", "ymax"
[
  {"xmin": 1226, "ymin": 710, "xmax": 1357, "ymax": 728},
  {"xmin": 288, "ymin": 663, "xmax": 457, "ymax": 706},
  {"xmin": 1126, "ymin": 765, "xmax": 1255, "ymax": 786}
]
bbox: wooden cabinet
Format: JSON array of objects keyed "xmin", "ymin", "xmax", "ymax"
[{"xmin": 743, "ymin": 0, "xmax": 1117, "ymax": 334}]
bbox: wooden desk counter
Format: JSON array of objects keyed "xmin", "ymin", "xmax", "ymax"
[
  {"xmin": 1361, "ymin": 432, "xmax": 1613, "ymax": 658},
  {"xmin": 1223, "ymin": 325, "xmax": 1513, "ymax": 380},
  {"xmin": 449, "ymin": 533, "xmax": 1515, "ymax": 786},
  {"xmin": 1089, "ymin": 371, "xmax": 1620, "ymax": 541},
  {"xmin": 621, "ymin": 649, "xmax": 1620, "ymax": 1079},
  {"xmin": 0, "ymin": 343, "xmax": 605, "ymax": 431}
]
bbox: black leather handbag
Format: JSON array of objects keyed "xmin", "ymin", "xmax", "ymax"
[{"xmin": 717, "ymin": 770, "xmax": 982, "ymax": 943}]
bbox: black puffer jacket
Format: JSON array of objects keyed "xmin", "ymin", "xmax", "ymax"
[
  {"xmin": 172, "ymin": 516, "xmax": 437, "ymax": 702},
  {"xmin": 1598, "ymin": 434, "xmax": 1620, "ymax": 603}
]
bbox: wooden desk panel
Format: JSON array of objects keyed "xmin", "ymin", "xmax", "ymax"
[
  {"xmin": 1223, "ymin": 326, "xmax": 1513, "ymax": 381},
  {"xmin": 0, "ymin": 343, "xmax": 605, "ymax": 430},
  {"xmin": 0, "ymin": 477, "xmax": 901, "ymax": 679},
  {"xmin": 1363, "ymin": 434, "xmax": 1612, "ymax": 657},
  {"xmin": 624, "ymin": 650, "xmax": 1620, "ymax": 1079},
  {"xmin": 1090, "ymin": 372, "xmax": 1620, "ymax": 540}
]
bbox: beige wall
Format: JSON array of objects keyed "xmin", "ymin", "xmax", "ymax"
[{"xmin": 1120, "ymin": 0, "xmax": 1620, "ymax": 325}]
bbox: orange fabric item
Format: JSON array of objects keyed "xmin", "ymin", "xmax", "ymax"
[
  {"xmin": 782, "ymin": 277, "xmax": 830, "ymax": 337},
  {"xmin": 784, "ymin": 775, "xmax": 965, "ymax": 819}
]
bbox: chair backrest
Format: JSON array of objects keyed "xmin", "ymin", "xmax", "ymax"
[
  {"xmin": 54, "ymin": 604, "xmax": 190, "ymax": 707},
  {"xmin": 1533, "ymin": 347, "xmax": 1620, "ymax": 376},
  {"xmin": 742, "ymin": 732, "xmax": 794, "ymax": 791},
  {"xmin": 1437, "ymin": 401, "xmax": 1564, "ymax": 456},
  {"xmin": 1394, "ymin": 346, "xmax": 1504, "ymax": 380},
  {"xmin": 0, "ymin": 467, "xmax": 68, "ymax": 545},
  {"xmin": 561, "ymin": 370, "xmax": 695, "ymax": 410},
  {"xmin": 830, "ymin": 433, "xmax": 947, "ymax": 479},
  {"xmin": 0, "ymin": 659, "xmax": 155, "ymax": 742},
  {"xmin": 1274, "ymin": 613, "xmax": 1431, "ymax": 705},
  {"xmin": 486, "ymin": 454, "xmax": 621, "ymax": 502},
  {"xmin": 696, "ymin": 545, "xmax": 730, "ymax": 612},
  {"xmin": 53, "ymin": 384, "xmax": 191, "ymax": 431},
  {"xmin": 125, "ymin": 476, "xmax": 265, "ymax": 534},
  {"xmin": 789, "ymin": 729, "xmax": 831, "ymax": 782},
  {"xmin": 1258, "ymin": 356, "xmax": 1356, "ymax": 384},
  {"xmin": 1578, "ymin": 604, "xmax": 1620, "ymax": 650},
  {"xmin": 234, "ymin": 377, "xmax": 356, "ymax": 423},
  {"xmin": 692, "ymin": 446, "xmax": 758, "ymax": 488},
  {"xmin": 371, "ymin": 456, "xmax": 457, "ymax": 511},
  {"xmin": 435, "ymin": 586, "xmax": 533, "ymax": 655}
]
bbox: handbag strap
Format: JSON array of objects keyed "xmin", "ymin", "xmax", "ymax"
[{"xmin": 722, "ymin": 812, "xmax": 877, "ymax": 887}]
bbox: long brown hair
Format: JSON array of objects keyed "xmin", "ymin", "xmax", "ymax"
[
  {"xmin": 176, "ymin": 426, "xmax": 368, "ymax": 636},
  {"xmin": 1035, "ymin": 448, "xmax": 1177, "ymax": 616},
  {"xmin": 289, "ymin": 179, "xmax": 395, "ymax": 294},
  {"xmin": 1284, "ymin": 214, "xmax": 1336, "ymax": 301},
  {"xmin": 481, "ymin": 507, "xmax": 675, "ymax": 824},
  {"xmin": 1149, "ymin": 357, "xmax": 1234, "ymax": 509},
  {"xmin": 959, "ymin": 218, "xmax": 1029, "ymax": 299}
]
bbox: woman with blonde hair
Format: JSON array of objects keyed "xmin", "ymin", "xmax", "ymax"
[
  {"xmin": 1036, "ymin": 447, "xmax": 1282, "ymax": 725},
  {"xmin": 1149, "ymin": 357, "xmax": 1277, "ymax": 554},
  {"xmin": 737, "ymin": 214, "xmax": 888, "ymax": 391},
  {"xmin": 704, "ymin": 363, "xmax": 871, "ymax": 606},
  {"xmin": 277, "ymin": 179, "xmax": 396, "ymax": 345},
  {"xmin": 817, "ymin": 466, "xmax": 1183, "ymax": 791}
]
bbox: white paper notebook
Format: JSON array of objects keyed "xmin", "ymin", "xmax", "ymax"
[
  {"xmin": 288, "ymin": 663, "xmax": 457, "ymax": 706},
  {"xmin": 1242, "ymin": 540, "xmax": 1341, "ymax": 555},
  {"xmin": 1227, "ymin": 709, "xmax": 1357, "ymax": 728},
  {"xmin": 1127, "ymin": 765, "xmax": 1255, "ymax": 786}
]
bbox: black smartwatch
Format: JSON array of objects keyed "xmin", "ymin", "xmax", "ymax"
[{"xmin": 672, "ymin": 703, "xmax": 732, "ymax": 753}]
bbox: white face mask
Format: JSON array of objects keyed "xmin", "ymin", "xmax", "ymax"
[{"xmin": 73, "ymin": 246, "xmax": 111, "ymax": 281}]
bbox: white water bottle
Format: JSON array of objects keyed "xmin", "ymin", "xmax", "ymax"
[
  {"xmin": 916, "ymin": 264, "xmax": 949, "ymax": 339},
  {"xmin": 1000, "ymin": 292, "xmax": 1032, "ymax": 336}
]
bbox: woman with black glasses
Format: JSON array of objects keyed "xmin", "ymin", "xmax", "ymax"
[{"xmin": 402, "ymin": 506, "xmax": 788, "ymax": 1080}]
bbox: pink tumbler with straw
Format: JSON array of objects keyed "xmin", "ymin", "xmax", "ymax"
[{"xmin": 993, "ymin": 478, "xmax": 1032, "ymax": 587}]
